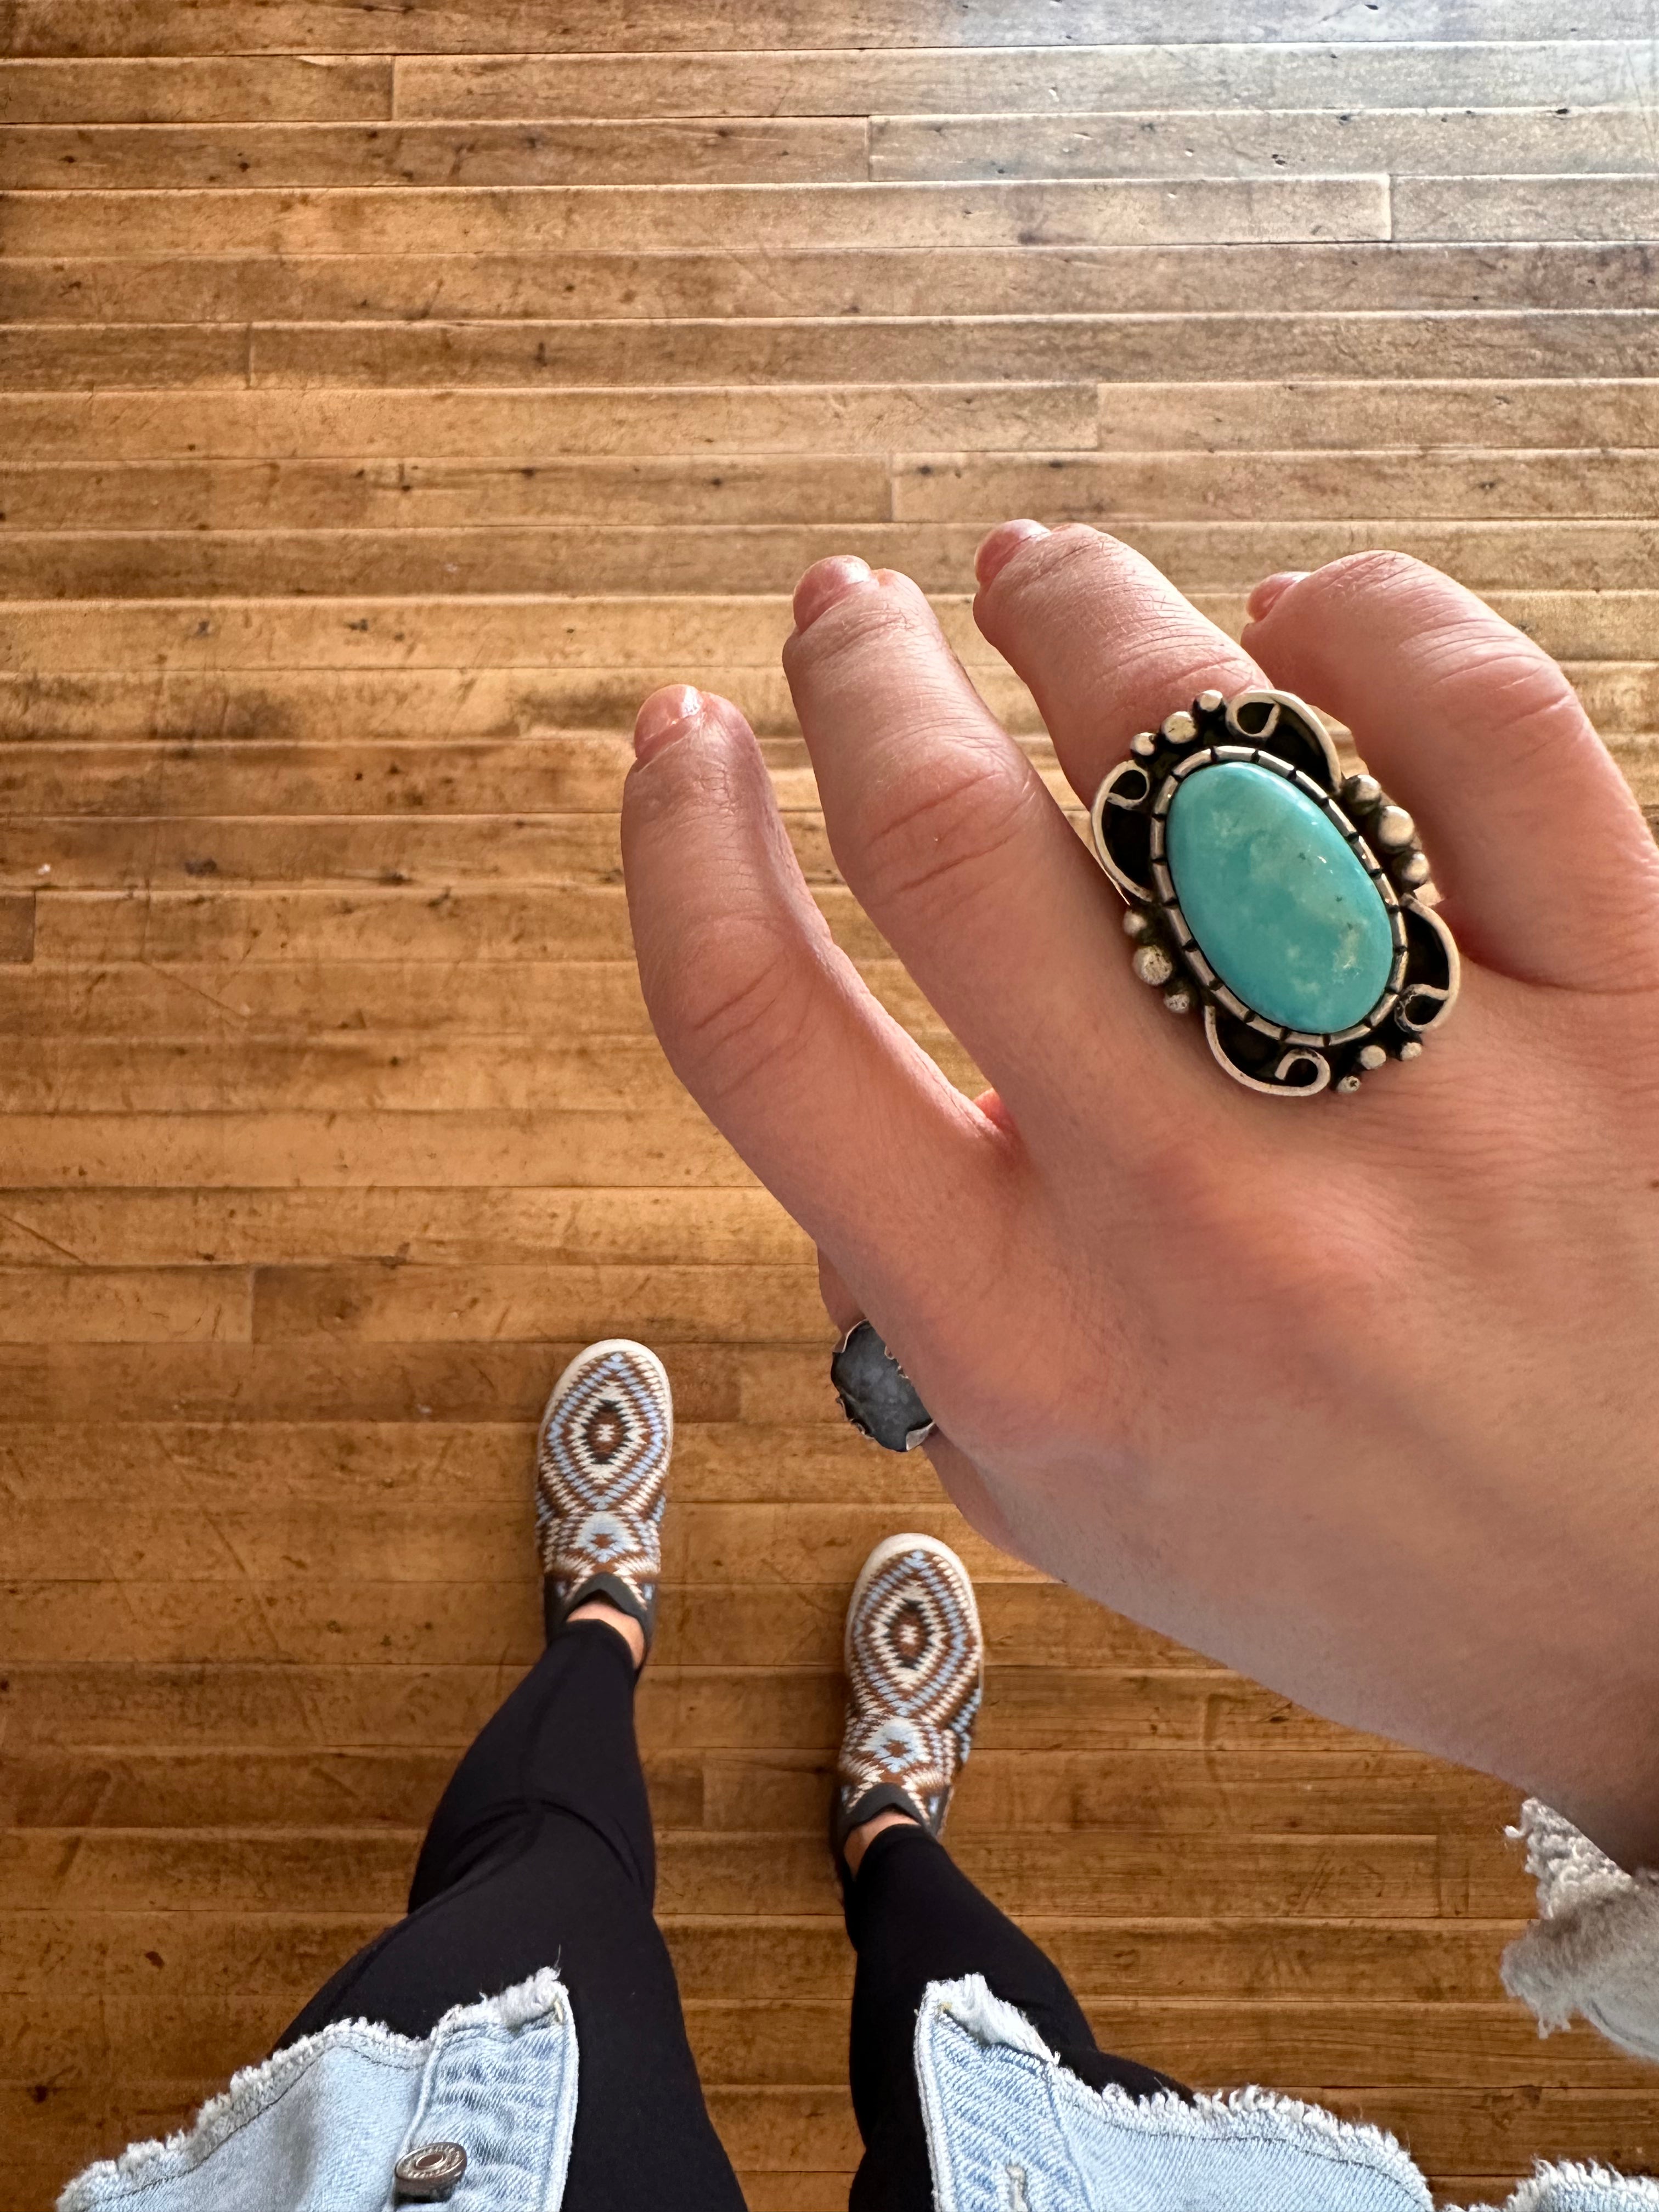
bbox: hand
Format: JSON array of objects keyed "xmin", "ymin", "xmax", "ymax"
[{"xmin": 620, "ymin": 526, "xmax": 1659, "ymax": 1869}]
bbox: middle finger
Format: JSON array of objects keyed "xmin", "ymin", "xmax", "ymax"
[{"xmin": 973, "ymin": 523, "xmax": 1266, "ymax": 809}]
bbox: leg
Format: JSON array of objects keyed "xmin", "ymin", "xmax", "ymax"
[
  {"xmin": 278, "ymin": 1342, "xmax": 743, "ymax": 2212},
  {"xmin": 843, "ymin": 1822, "xmax": 1187, "ymax": 2211},
  {"xmin": 828, "ymin": 1536, "xmax": 1188, "ymax": 2212},
  {"xmin": 277, "ymin": 1621, "xmax": 743, "ymax": 2212}
]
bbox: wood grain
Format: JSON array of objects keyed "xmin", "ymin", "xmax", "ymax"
[{"xmin": 1, "ymin": 5, "xmax": 1653, "ymax": 2207}]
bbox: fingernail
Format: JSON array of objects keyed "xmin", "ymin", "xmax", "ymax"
[
  {"xmin": 975, "ymin": 518, "xmax": 1049, "ymax": 589},
  {"xmin": 1246, "ymin": 571, "xmax": 1309, "ymax": 622},
  {"xmin": 792, "ymin": 555, "xmax": 873, "ymax": 635},
  {"xmin": 633, "ymin": 682, "xmax": 702, "ymax": 763}
]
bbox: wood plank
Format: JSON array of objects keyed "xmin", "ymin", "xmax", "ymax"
[
  {"xmin": 0, "ymin": 1909, "xmax": 1523, "ymax": 2004},
  {"xmin": 0, "ymin": 55, "xmax": 394, "ymax": 121},
  {"xmin": 0, "ymin": 119, "xmax": 870, "ymax": 191},
  {"xmin": 0, "ymin": 0, "xmax": 1596, "ymax": 58},
  {"xmin": 0, "ymin": 957, "xmax": 668, "ymax": 1037},
  {"xmin": 0, "ymin": 455, "xmax": 894, "ymax": 531},
  {"xmin": 0, "ymin": 382, "xmax": 1101, "ymax": 453},
  {"xmin": 0, "ymin": 669, "xmax": 822, "ymax": 739},
  {"xmin": 0, "ymin": 675, "xmax": 1651, "ymax": 778},
  {"xmin": 1094, "ymin": 379, "xmax": 1659, "ymax": 452},
  {"xmin": 0, "ymin": 1743, "xmax": 1509, "ymax": 1832},
  {"xmin": 8, "ymin": 1581, "xmax": 1226, "ymax": 1669},
  {"xmin": 11, "ymin": 450, "xmax": 1659, "ymax": 538},
  {"xmin": 696, "ymin": 2000, "xmax": 1657, "ymax": 2091},
  {"xmin": 0, "ymin": 323, "xmax": 248, "ymax": 390},
  {"xmin": 4, "ymin": 521, "xmax": 1656, "ymax": 598},
  {"xmin": 5, "ymin": 241, "xmax": 1654, "ymax": 326},
  {"xmin": 394, "ymin": 43, "xmax": 1647, "ymax": 121},
  {"xmin": 893, "ymin": 450, "xmax": 1659, "ymax": 523},
  {"xmin": 0, "ymin": 1188, "xmax": 808, "ymax": 1266},
  {"xmin": 0, "ymin": 1266, "xmax": 249, "ymax": 1344},
  {"xmin": 1307, "ymin": 2089, "xmax": 1659, "ymax": 2176},
  {"xmin": 21, "ymin": 883, "xmax": 887, "ymax": 966},
  {"xmin": 1, "ymin": 588, "xmax": 1648, "ymax": 671},
  {"xmin": 733, "ymin": 2177, "xmax": 851, "ymax": 2212},
  {"xmin": 234, "ymin": 313, "xmax": 1657, "ymax": 390},
  {"xmin": 0, "ymin": 809, "xmax": 833, "ymax": 891},
  {"xmin": 247, "ymin": 1259, "xmax": 830, "ymax": 1341},
  {"xmin": 0, "ymin": 1110, "xmax": 757, "ymax": 1190},
  {"xmin": 0, "ymin": 892, "xmax": 35, "ymax": 962},
  {"xmin": 874, "ymin": 106, "xmax": 1659, "ymax": 183},
  {"xmin": 710, "ymin": 2080, "xmax": 1659, "ymax": 2174},
  {"xmin": 0, "ymin": 1418, "xmax": 937, "ymax": 1505},
  {"xmin": 0, "ymin": 177, "xmax": 1392, "ymax": 258},
  {"xmin": 1, "ymin": 1496, "xmax": 1037, "ymax": 1588},
  {"xmin": 0, "ymin": 958, "xmax": 681, "ymax": 1039},
  {"xmin": 0, "ymin": 1990, "xmax": 1645, "ymax": 2092},
  {"xmin": 1396, "ymin": 174, "xmax": 1659, "ymax": 243},
  {"xmin": 0, "ymin": 1338, "xmax": 778, "ymax": 1423},
  {"xmin": 0, "ymin": 1824, "xmax": 1528, "ymax": 1916},
  {"xmin": 0, "ymin": 1657, "xmax": 1451, "ymax": 1762}
]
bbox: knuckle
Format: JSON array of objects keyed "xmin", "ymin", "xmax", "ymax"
[
  {"xmin": 1412, "ymin": 627, "xmax": 1590, "ymax": 770},
  {"xmin": 656, "ymin": 915, "xmax": 821, "ymax": 1107},
  {"xmin": 787, "ymin": 577, "xmax": 934, "ymax": 684},
  {"xmin": 1116, "ymin": 626, "xmax": 1249, "ymax": 713},
  {"xmin": 1313, "ymin": 549, "xmax": 1426, "ymax": 606},
  {"xmin": 845, "ymin": 738, "xmax": 1041, "ymax": 919},
  {"xmin": 988, "ymin": 521, "xmax": 1118, "ymax": 617},
  {"xmin": 1455, "ymin": 641, "xmax": 1590, "ymax": 760}
]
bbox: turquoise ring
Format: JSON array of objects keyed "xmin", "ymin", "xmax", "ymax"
[{"xmin": 1091, "ymin": 688, "xmax": 1459, "ymax": 1097}]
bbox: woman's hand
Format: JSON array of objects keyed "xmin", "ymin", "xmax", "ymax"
[{"xmin": 620, "ymin": 525, "xmax": 1659, "ymax": 1869}]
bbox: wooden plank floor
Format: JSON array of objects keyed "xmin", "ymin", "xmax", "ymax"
[{"xmin": 3, "ymin": 6, "xmax": 1657, "ymax": 2204}]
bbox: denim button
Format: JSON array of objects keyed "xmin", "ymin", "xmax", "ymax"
[{"xmin": 394, "ymin": 2141, "xmax": 467, "ymax": 2201}]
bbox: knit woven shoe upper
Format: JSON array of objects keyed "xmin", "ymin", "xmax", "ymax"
[
  {"xmin": 535, "ymin": 1339, "xmax": 673, "ymax": 1643},
  {"xmin": 836, "ymin": 1534, "xmax": 983, "ymax": 1847}
]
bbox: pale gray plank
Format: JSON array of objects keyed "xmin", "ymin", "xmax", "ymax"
[
  {"xmin": 874, "ymin": 108, "xmax": 1659, "ymax": 183},
  {"xmin": 1396, "ymin": 175, "xmax": 1659, "ymax": 241},
  {"xmin": 395, "ymin": 44, "xmax": 1652, "ymax": 122}
]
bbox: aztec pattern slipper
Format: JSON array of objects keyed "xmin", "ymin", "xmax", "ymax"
[
  {"xmin": 832, "ymin": 1533, "xmax": 984, "ymax": 1866},
  {"xmin": 534, "ymin": 1338, "xmax": 673, "ymax": 1654}
]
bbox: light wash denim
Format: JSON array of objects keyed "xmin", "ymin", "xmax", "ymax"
[
  {"xmin": 912, "ymin": 1976, "xmax": 1659, "ymax": 2212},
  {"xmin": 60, "ymin": 1967, "xmax": 1659, "ymax": 2212},
  {"xmin": 59, "ymin": 1970, "xmax": 577, "ymax": 2212}
]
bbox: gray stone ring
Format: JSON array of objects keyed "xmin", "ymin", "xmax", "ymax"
[
  {"xmin": 1091, "ymin": 686, "xmax": 1459, "ymax": 1098},
  {"xmin": 830, "ymin": 1322, "xmax": 935, "ymax": 1453}
]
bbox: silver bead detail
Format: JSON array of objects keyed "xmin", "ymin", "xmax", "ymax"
[
  {"xmin": 1164, "ymin": 985, "xmax": 1194, "ymax": 1015},
  {"xmin": 1344, "ymin": 773, "xmax": 1381, "ymax": 810},
  {"xmin": 1130, "ymin": 730, "xmax": 1158, "ymax": 759},
  {"xmin": 1399, "ymin": 1040, "xmax": 1424, "ymax": 1062},
  {"xmin": 1358, "ymin": 1044, "xmax": 1387, "ymax": 1070},
  {"xmin": 1122, "ymin": 908, "xmax": 1152, "ymax": 939},
  {"xmin": 1374, "ymin": 804, "xmax": 1417, "ymax": 850},
  {"xmin": 1196, "ymin": 688, "xmax": 1224, "ymax": 713},
  {"xmin": 1336, "ymin": 1074, "xmax": 1363, "ymax": 1093},
  {"xmin": 1395, "ymin": 849, "xmax": 1432, "ymax": 888},
  {"xmin": 1132, "ymin": 943, "xmax": 1174, "ymax": 988},
  {"xmin": 1161, "ymin": 709, "xmax": 1197, "ymax": 745}
]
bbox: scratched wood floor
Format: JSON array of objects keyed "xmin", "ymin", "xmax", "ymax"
[{"xmin": 2, "ymin": 5, "xmax": 1658, "ymax": 2205}]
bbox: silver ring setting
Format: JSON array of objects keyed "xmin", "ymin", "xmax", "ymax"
[{"xmin": 1091, "ymin": 687, "xmax": 1459, "ymax": 1098}]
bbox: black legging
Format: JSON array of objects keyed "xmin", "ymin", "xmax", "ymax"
[{"xmin": 278, "ymin": 1618, "xmax": 1186, "ymax": 2209}]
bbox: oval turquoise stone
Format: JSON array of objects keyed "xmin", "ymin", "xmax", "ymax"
[{"xmin": 1166, "ymin": 761, "xmax": 1393, "ymax": 1034}]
